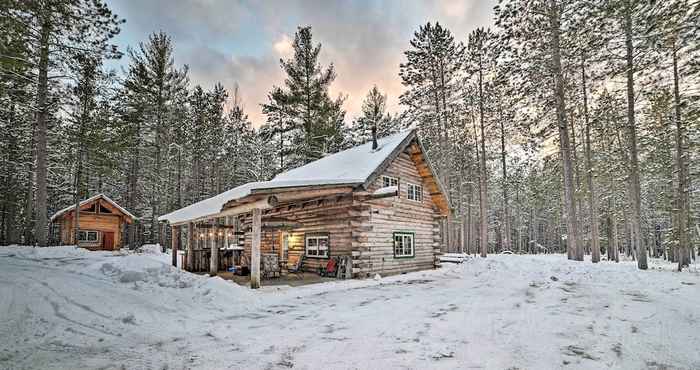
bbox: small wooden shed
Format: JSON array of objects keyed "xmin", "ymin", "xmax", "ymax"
[{"xmin": 51, "ymin": 194, "xmax": 136, "ymax": 250}]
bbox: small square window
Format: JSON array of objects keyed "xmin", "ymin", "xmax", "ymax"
[
  {"xmin": 305, "ymin": 234, "xmax": 329, "ymax": 258},
  {"xmin": 382, "ymin": 175, "xmax": 399, "ymax": 188}
]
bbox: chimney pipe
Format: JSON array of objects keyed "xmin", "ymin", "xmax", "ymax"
[{"xmin": 371, "ymin": 124, "xmax": 378, "ymax": 150}]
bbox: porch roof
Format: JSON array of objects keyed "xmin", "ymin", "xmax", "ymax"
[{"xmin": 157, "ymin": 129, "xmax": 415, "ymax": 225}]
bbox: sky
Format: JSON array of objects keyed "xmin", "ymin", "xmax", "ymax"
[{"xmin": 105, "ymin": 0, "xmax": 497, "ymax": 127}]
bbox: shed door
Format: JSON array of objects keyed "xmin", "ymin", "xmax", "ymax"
[{"xmin": 103, "ymin": 232, "xmax": 115, "ymax": 250}]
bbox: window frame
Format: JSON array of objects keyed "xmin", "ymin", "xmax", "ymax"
[
  {"xmin": 406, "ymin": 183, "xmax": 423, "ymax": 202},
  {"xmin": 381, "ymin": 175, "xmax": 399, "ymax": 189},
  {"xmin": 77, "ymin": 230, "xmax": 99, "ymax": 243},
  {"xmin": 304, "ymin": 233, "xmax": 330, "ymax": 259},
  {"xmin": 393, "ymin": 231, "xmax": 415, "ymax": 258}
]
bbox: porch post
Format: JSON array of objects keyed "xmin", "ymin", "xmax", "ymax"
[
  {"xmin": 187, "ymin": 222, "xmax": 195, "ymax": 271},
  {"xmin": 210, "ymin": 225, "xmax": 219, "ymax": 276},
  {"xmin": 250, "ymin": 208, "xmax": 261, "ymax": 289},
  {"xmin": 171, "ymin": 225, "xmax": 178, "ymax": 268}
]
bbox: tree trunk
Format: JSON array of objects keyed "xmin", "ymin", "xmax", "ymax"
[
  {"xmin": 581, "ymin": 53, "xmax": 601, "ymax": 263},
  {"xmin": 477, "ymin": 53, "xmax": 488, "ymax": 258},
  {"xmin": 498, "ymin": 102, "xmax": 511, "ymax": 252},
  {"xmin": 549, "ymin": 0, "xmax": 581, "ymax": 261},
  {"xmin": 623, "ymin": 0, "xmax": 647, "ymax": 269},
  {"xmin": 23, "ymin": 147, "xmax": 34, "ymax": 245},
  {"xmin": 34, "ymin": 14, "xmax": 50, "ymax": 247},
  {"xmin": 672, "ymin": 46, "xmax": 690, "ymax": 270},
  {"xmin": 73, "ymin": 152, "xmax": 83, "ymax": 246}
]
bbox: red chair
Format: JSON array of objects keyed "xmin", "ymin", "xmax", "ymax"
[{"xmin": 319, "ymin": 257, "xmax": 338, "ymax": 277}]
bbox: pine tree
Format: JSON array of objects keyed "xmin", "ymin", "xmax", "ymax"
[
  {"xmin": 350, "ymin": 85, "xmax": 396, "ymax": 145},
  {"xmin": 126, "ymin": 32, "xmax": 188, "ymax": 244},
  {"xmin": 10, "ymin": 0, "xmax": 123, "ymax": 246},
  {"xmin": 262, "ymin": 26, "xmax": 346, "ymax": 168},
  {"xmin": 399, "ymin": 22, "xmax": 464, "ymax": 187}
]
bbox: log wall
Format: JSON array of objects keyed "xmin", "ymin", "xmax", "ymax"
[
  {"xmin": 240, "ymin": 195, "xmax": 357, "ymax": 273},
  {"xmin": 353, "ymin": 149, "xmax": 443, "ymax": 277}
]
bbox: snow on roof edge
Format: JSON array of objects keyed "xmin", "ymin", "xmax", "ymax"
[{"xmin": 50, "ymin": 194, "xmax": 137, "ymax": 222}]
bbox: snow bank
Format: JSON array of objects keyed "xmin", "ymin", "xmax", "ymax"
[
  {"xmin": 2, "ymin": 246, "xmax": 699, "ymax": 370},
  {"xmin": 373, "ymin": 185, "xmax": 398, "ymax": 196}
]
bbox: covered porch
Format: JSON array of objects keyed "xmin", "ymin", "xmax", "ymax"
[{"xmin": 161, "ymin": 184, "xmax": 361, "ymax": 289}]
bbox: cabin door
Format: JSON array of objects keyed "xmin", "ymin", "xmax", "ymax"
[{"xmin": 103, "ymin": 232, "xmax": 115, "ymax": 250}]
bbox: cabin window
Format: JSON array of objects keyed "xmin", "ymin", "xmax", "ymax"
[
  {"xmin": 305, "ymin": 233, "xmax": 329, "ymax": 258},
  {"xmin": 407, "ymin": 183, "xmax": 423, "ymax": 202},
  {"xmin": 77, "ymin": 230, "xmax": 99, "ymax": 242},
  {"xmin": 99, "ymin": 204, "xmax": 112, "ymax": 214},
  {"xmin": 393, "ymin": 232, "xmax": 415, "ymax": 258},
  {"xmin": 382, "ymin": 175, "xmax": 399, "ymax": 188}
]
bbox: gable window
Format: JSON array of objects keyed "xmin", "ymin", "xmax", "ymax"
[
  {"xmin": 382, "ymin": 175, "xmax": 399, "ymax": 188},
  {"xmin": 77, "ymin": 230, "xmax": 99, "ymax": 242},
  {"xmin": 407, "ymin": 183, "xmax": 423, "ymax": 202},
  {"xmin": 393, "ymin": 232, "xmax": 415, "ymax": 258},
  {"xmin": 305, "ymin": 233, "xmax": 329, "ymax": 258}
]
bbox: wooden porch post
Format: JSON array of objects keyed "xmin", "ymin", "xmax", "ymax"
[
  {"xmin": 187, "ymin": 222, "xmax": 195, "ymax": 271},
  {"xmin": 171, "ymin": 225, "xmax": 178, "ymax": 267},
  {"xmin": 210, "ymin": 225, "xmax": 219, "ymax": 276},
  {"xmin": 250, "ymin": 208, "xmax": 261, "ymax": 289}
]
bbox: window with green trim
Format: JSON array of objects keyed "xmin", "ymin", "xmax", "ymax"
[{"xmin": 393, "ymin": 232, "xmax": 414, "ymax": 258}]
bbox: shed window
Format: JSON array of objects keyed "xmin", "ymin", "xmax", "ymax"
[
  {"xmin": 407, "ymin": 183, "xmax": 423, "ymax": 202},
  {"xmin": 382, "ymin": 175, "xmax": 399, "ymax": 188},
  {"xmin": 305, "ymin": 234, "xmax": 329, "ymax": 258},
  {"xmin": 78, "ymin": 230, "xmax": 99, "ymax": 242},
  {"xmin": 393, "ymin": 232, "xmax": 415, "ymax": 258}
]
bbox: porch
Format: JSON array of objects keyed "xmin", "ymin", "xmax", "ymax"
[{"xmin": 161, "ymin": 185, "xmax": 363, "ymax": 289}]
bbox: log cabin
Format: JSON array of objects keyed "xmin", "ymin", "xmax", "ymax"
[
  {"xmin": 51, "ymin": 194, "xmax": 136, "ymax": 250},
  {"xmin": 158, "ymin": 128, "xmax": 450, "ymax": 288}
]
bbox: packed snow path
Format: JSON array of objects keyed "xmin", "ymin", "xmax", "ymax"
[{"xmin": 1, "ymin": 246, "xmax": 699, "ymax": 370}]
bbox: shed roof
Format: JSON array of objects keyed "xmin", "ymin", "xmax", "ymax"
[{"xmin": 50, "ymin": 194, "xmax": 137, "ymax": 222}]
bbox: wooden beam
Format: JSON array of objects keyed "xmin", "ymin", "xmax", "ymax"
[
  {"xmin": 219, "ymin": 197, "xmax": 276, "ymax": 218},
  {"xmin": 250, "ymin": 208, "xmax": 261, "ymax": 289},
  {"xmin": 187, "ymin": 222, "xmax": 195, "ymax": 271},
  {"xmin": 209, "ymin": 226, "xmax": 218, "ymax": 276},
  {"xmin": 171, "ymin": 225, "xmax": 179, "ymax": 268}
]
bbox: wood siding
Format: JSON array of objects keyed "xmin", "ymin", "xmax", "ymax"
[
  {"xmin": 55, "ymin": 197, "xmax": 133, "ymax": 250},
  {"xmin": 353, "ymin": 148, "xmax": 442, "ymax": 277},
  {"xmin": 240, "ymin": 195, "xmax": 357, "ymax": 272}
]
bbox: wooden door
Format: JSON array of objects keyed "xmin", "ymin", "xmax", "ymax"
[{"xmin": 103, "ymin": 232, "xmax": 115, "ymax": 250}]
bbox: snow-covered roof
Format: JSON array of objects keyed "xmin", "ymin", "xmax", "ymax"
[
  {"xmin": 158, "ymin": 129, "xmax": 415, "ymax": 225},
  {"xmin": 50, "ymin": 193, "xmax": 137, "ymax": 222}
]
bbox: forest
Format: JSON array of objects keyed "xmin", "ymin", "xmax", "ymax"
[{"xmin": 0, "ymin": 0, "xmax": 698, "ymax": 271}]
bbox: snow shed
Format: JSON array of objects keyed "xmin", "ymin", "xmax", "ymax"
[
  {"xmin": 51, "ymin": 194, "xmax": 136, "ymax": 250},
  {"xmin": 158, "ymin": 129, "xmax": 450, "ymax": 288}
]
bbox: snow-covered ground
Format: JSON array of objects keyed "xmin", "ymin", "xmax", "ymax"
[{"xmin": 1, "ymin": 246, "xmax": 699, "ymax": 370}]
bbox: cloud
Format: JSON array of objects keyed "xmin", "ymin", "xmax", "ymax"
[
  {"xmin": 272, "ymin": 34, "xmax": 294, "ymax": 57},
  {"xmin": 106, "ymin": 0, "xmax": 497, "ymax": 127}
]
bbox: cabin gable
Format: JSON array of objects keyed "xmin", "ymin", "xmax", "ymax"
[{"xmin": 353, "ymin": 142, "xmax": 444, "ymax": 277}]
